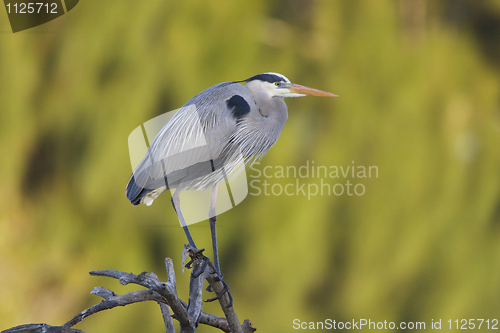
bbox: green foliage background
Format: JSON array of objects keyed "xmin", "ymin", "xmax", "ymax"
[{"xmin": 1, "ymin": 0, "xmax": 500, "ymax": 332}]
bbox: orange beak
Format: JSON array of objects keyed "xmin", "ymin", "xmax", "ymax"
[{"xmin": 289, "ymin": 83, "xmax": 338, "ymax": 97}]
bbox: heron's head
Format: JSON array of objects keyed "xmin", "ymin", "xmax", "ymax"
[{"xmin": 244, "ymin": 72, "xmax": 338, "ymax": 98}]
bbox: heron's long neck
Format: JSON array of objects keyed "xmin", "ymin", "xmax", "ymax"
[
  {"xmin": 253, "ymin": 89, "xmax": 288, "ymax": 124},
  {"xmin": 237, "ymin": 94, "xmax": 288, "ymax": 158}
]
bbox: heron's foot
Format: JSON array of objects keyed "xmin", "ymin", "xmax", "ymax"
[
  {"xmin": 191, "ymin": 257, "xmax": 209, "ymax": 278},
  {"xmin": 184, "ymin": 247, "xmax": 207, "ymax": 278},
  {"xmin": 205, "ymin": 280, "xmax": 232, "ymax": 308},
  {"xmin": 205, "ymin": 272, "xmax": 224, "ymax": 292},
  {"xmin": 204, "ymin": 267, "xmax": 232, "ymax": 308},
  {"xmin": 183, "ymin": 246, "xmax": 232, "ymax": 307}
]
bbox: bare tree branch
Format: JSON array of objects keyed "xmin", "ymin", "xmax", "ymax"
[
  {"xmin": 88, "ymin": 269, "xmax": 190, "ymax": 327},
  {"xmin": 183, "ymin": 245, "xmax": 256, "ymax": 333},
  {"xmin": 62, "ymin": 288, "xmax": 164, "ymax": 330},
  {"xmin": 1, "ymin": 324, "xmax": 84, "ymax": 333},
  {"xmin": 205, "ymin": 265, "xmax": 255, "ymax": 333},
  {"xmin": 1, "ymin": 246, "xmax": 256, "ymax": 333},
  {"xmin": 158, "ymin": 302, "xmax": 175, "ymax": 333},
  {"xmin": 160, "ymin": 258, "xmax": 177, "ymax": 332}
]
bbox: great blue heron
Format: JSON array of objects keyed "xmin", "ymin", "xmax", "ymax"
[{"xmin": 126, "ymin": 72, "xmax": 337, "ymax": 275}]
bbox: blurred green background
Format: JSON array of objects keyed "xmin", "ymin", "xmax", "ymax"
[{"xmin": 1, "ymin": 0, "xmax": 500, "ymax": 332}]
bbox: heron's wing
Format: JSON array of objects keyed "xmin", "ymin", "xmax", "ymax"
[{"xmin": 131, "ymin": 82, "xmax": 254, "ymax": 191}]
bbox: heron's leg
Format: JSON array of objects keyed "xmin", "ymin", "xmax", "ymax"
[
  {"xmin": 209, "ymin": 183, "xmax": 221, "ymax": 276},
  {"xmin": 171, "ymin": 189, "xmax": 196, "ymax": 248}
]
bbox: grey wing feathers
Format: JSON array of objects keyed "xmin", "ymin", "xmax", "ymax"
[{"xmin": 128, "ymin": 82, "xmax": 253, "ymax": 201}]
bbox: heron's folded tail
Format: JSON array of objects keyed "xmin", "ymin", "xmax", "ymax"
[{"xmin": 126, "ymin": 175, "xmax": 152, "ymax": 206}]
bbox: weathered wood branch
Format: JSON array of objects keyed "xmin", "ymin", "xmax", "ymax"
[
  {"xmin": 1, "ymin": 324, "xmax": 84, "ymax": 333},
  {"xmin": 183, "ymin": 246, "xmax": 255, "ymax": 333},
  {"xmin": 1, "ymin": 246, "xmax": 255, "ymax": 333}
]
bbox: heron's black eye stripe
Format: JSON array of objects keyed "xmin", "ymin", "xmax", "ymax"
[
  {"xmin": 227, "ymin": 95, "xmax": 250, "ymax": 122},
  {"xmin": 245, "ymin": 73, "xmax": 284, "ymax": 84}
]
